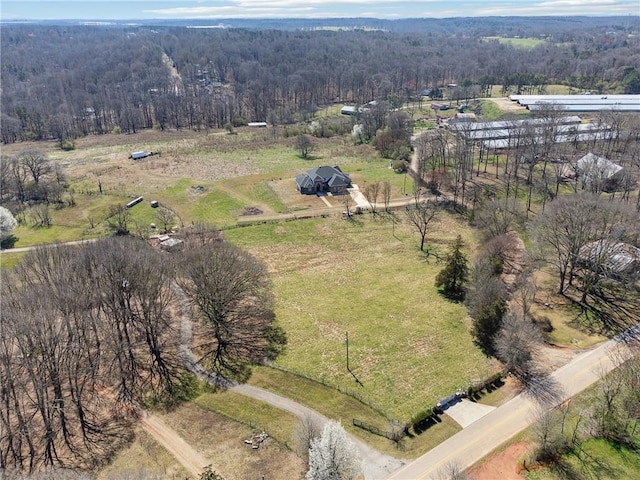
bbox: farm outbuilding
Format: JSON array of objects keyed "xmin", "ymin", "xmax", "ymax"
[
  {"xmin": 576, "ymin": 152, "xmax": 625, "ymax": 192},
  {"xmin": 447, "ymin": 116, "xmax": 615, "ymax": 150},
  {"xmin": 578, "ymin": 240, "xmax": 640, "ymax": 280},
  {"xmin": 509, "ymin": 94, "xmax": 640, "ymax": 112},
  {"xmin": 447, "ymin": 116, "xmax": 582, "ymax": 134},
  {"xmin": 130, "ymin": 151, "xmax": 155, "ymax": 160}
]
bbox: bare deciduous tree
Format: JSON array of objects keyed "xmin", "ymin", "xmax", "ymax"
[
  {"xmin": 294, "ymin": 413, "xmax": 323, "ymax": 465},
  {"xmin": 0, "ymin": 238, "xmax": 186, "ymax": 473},
  {"xmin": 296, "ymin": 134, "xmax": 315, "ymax": 159},
  {"xmin": 404, "ymin": 198, "xmax": 438, "ymax": 252},
  {"xmin": 19, "ymin": 149, "xmax": 51, "ymax": 186},
  {"xmin": 436, "ymin": 462, "xmax": 471, "ymax": 480},
  {"xmin": 177, "ymin": 241, "xmax": 286, "ymax": 381},
  {"xmin": 363, "ymin": 182, "xmax": 381, "ymax": 215}
]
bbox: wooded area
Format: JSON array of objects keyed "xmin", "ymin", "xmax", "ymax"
[
  {"xmin": 2, "ymin": 15, "xmax": 640, "ymax": 479},
  {"xmin": 2, "ymin": 17, "xmax": 639, "ymax": 143}
]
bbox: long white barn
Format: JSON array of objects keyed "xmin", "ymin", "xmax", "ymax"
[{"xmin": 509, "ymin": 94, "xmax": 640, "ymax": 112}]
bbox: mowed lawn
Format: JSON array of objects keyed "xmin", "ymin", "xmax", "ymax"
[{"xmin": 226, "ymin": 213, "xmax": 494, "ymax": 422}]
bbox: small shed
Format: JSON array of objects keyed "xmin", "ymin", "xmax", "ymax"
[
  {"xmin": 160, "ymin": 237, "xmax": 184, "ymax": 252},
  {"xmin": 130, "ymin": 151, "xmax": 152, "ymax": 160},
  {"xmin": 341, "ymin": 106, "xmax": 358, "ymax": 116},
  {"xmin": 126, "ymin": 196, "xmax": 144, "ymax": 209},
  {"xmin": 431, "ymin": 103, "xmax": 450, "ymax": 111},
  {"xmin": 576, "ymin": 152, "xmax": 625, "ymax": 192},
  {"xmin": 453, "ymin": 112, "xmax": 477, "ymax": 121}
]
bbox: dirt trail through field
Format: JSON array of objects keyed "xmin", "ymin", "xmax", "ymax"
[{"xmin": 139, "ymin": 411, "xmax": 210, "ymax": 478}]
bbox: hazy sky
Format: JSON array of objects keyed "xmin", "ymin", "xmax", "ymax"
[{"xmin": 2, "ymin": 0, "xmax": 639, "ymax": 21}]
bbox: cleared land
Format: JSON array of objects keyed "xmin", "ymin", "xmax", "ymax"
[
  {"xmin": 6, "ymin": 101, "xmax": 620, "ymax": 477},
  {"xmin": 482, "ymin": 37, "xmax": 548, "ymax": 48},
  {"xmin": 225, "ymin": 213, "xmax": 495, "ymax": 421}
]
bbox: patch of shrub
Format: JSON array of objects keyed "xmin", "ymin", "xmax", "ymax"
[
  {"xmin": 232, "ymin": 116, "xmax": 248, "ymax": 127},
  {"xmin": 534, "ymin": 315, "xmax": 554, "ymax": 333},
  {"xmin": 392, "ymin": 159, "xmax": 408, "ymax": 173},
  {"xmin": 60, "ymin": 139, "xmax": 76, "ymax": 151}
]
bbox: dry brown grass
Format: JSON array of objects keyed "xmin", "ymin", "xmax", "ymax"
[
  {"xmin": 98, "ymin": 429, "xmax": 189, "ymax": 479},
  {"xmin": 159, "ymin": 402, "xmax": 305, "ymax": 480}
]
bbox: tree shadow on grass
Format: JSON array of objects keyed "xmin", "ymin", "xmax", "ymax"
[
  {"xmin": 298, "ymin": 154, "xmax": 321, "ymax": 161},
  {"xmin": 0, "ymin": 234, "xmax": 18, "ymax": 249}
]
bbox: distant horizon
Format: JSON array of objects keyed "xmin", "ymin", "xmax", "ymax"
[{"xmin": 2, "ymin": 0, "xmax": 639, "ymax": 22}]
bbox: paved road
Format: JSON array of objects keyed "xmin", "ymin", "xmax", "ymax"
[{"xmin": 386, "ymin": 333, "xmax": 638, "ymax": 479}]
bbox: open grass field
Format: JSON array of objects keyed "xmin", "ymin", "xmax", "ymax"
[
  {"xmin": 482, "ymin": 37, "xmax": 548, "ymax": 49},
  {"xmin": 2, "ymin": 128, "xmax": 400, "ymax": 244},
  {"xmin": 225, "ymin": 213, "xmax": 495, "ymax": 422}
]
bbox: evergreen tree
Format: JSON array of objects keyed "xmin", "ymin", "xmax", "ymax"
[
  {"xmin": 435, "ymin": 235, "xmax": 469, "ymax": 301},
  {"xmin": 471, "ymin": 298, "xmax": 507, "ymax": 356}
]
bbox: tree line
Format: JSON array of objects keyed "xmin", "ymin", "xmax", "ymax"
[{"xmin": 2, "ymin": 20, "xmax": 639, "ymax": 143}]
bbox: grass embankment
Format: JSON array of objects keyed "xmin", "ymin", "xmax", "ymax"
[
  {"xmin": 248, "ymin": 367, "xmax": 461, "ymax": 458},
  {"xmin": 524, "ymin": 438, "xmax": 640, "ymax": 480},
  {"xmin": 0, "ymin": 252, "xmax": 27, "ymax": 270}
]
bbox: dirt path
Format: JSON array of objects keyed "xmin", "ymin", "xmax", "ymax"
[
  {"xmin": 162, "ymin": 51, "xmax": 184, "ymax": 96},
  {"xmin": 485, "ymin": 96, "xmax": 528, "ymax": 112},
  {"xmin": 139, "ymin": 411, "xmax": 210, "ymax": 478}
]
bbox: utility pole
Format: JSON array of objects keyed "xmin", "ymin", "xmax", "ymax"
[
  {"xmin": 345, "ymin": 331, "xmax": 350, "ymax": 372},
  {"xmin": 345, "ymin": 331, "xmax": 363, "ymax": 387}
]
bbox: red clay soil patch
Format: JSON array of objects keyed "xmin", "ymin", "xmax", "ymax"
[{"xmin": 469, "ymin": 441, "xmax": 531, "ymax": 480}]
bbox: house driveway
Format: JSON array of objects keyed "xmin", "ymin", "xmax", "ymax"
[
  {"xmin": 442, "ymin": 398, "xmax": 497, "ymax": 428},
  {"xmin": 348, "ymin": 184, "xmax": 370, "ymax": 208}
]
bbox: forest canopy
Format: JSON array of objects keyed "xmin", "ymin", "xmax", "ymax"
[{"xmin": 1, "ymin": 17, "xmax": 639, "ymax": 143}]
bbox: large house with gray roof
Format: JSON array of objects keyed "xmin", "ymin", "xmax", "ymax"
[{"xmin": 295, "ymin": 166, "xmax": 351, "ymax": 195}]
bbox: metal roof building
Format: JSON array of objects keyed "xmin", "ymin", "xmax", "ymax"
[
  {"xmin": 446, "ymin": 115, "xmax": 582, "ymax": 133},
  {"xmin": 482, "ymin": 130, "xmax": 616, "ymax": 150},
  {"xmin": 528, "ymin": 104, "xmax": 640, "ymax": 112},
  {"xmin": 509, "ymin": 94, "xmax": 640, "ymax": 112}
]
